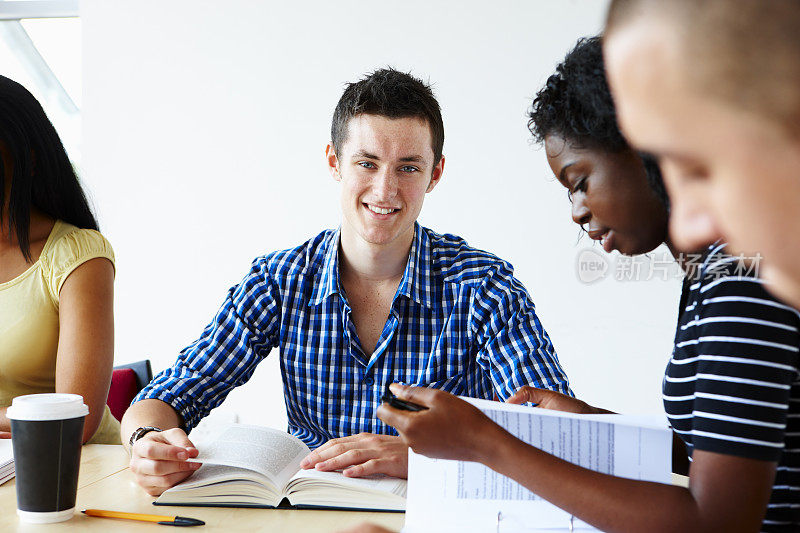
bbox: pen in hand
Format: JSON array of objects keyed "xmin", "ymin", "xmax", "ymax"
[{"xmin": 381, "ymin": 383, "xmax": 428, "ymax": 412}]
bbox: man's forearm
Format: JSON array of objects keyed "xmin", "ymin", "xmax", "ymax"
[{"xmin": 120, "ymin": 398, "xmax": 184, "ymax": 451}]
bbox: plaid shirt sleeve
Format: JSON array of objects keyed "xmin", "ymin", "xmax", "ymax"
[
  {"xmin": 470, "ymin": 261, "xmax": 573, "ymax": 400},
  {"xmin": 134, "ymin": 257, "xmax": 281, "ymax": 431}
]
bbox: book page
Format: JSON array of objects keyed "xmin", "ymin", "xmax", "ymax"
[
  {"xmin": 286, "ymin": 469, "xmax": 407, "ymax": 510},
  {"xmin": 191, "ymin": 424, "xmax": 310, "ymax": 489},
  {"xmin": 168, "ymin": 463, "xmax": 269, "ymax": 489},
  {"xmin": 155, "ymin": 462, "xmax": 285, "ymax": 507},
  {"xmin": 404, "ymin": 399, "xmax": 671, "ymax": 532},
  {"xmin": 289, "ymin": 468, "xmax": 407, "ymax": 497}
]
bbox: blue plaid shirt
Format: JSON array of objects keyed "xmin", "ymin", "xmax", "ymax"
[{"xmin": 136, "ymin": 224, "xmax": 571, "ymax": 448}]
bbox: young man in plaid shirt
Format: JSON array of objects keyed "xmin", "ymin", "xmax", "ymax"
[{"xmin": 122, "ymin": 68, "xmax": 570, "ymax": 496}]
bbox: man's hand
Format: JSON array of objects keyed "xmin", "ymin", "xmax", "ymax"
[
  {"xmin": 336, "ymin": 523, "xmax": 397, "ymax": 533},
  {"xmin": 129, "ymin": 428, "xmax": 201, "ymax": 496},
  {"xmin": 377, "ymin": 384, "xmax": 506, "ymax": 464},
  {"xmin": 507, "ymin": 386, "xmax": 603, "ymax": 414},
  {"xmin": 300, "ymin": 433, "xmax": 409, "ymax": 478}
]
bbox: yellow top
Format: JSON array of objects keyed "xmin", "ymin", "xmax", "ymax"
[{"xmin": 0, "ymin": 220, "xmax": 120, "ymax": 444}]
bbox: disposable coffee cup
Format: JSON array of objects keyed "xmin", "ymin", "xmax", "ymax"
[{"xmin": 7, "ymin": 393, "xmax": 88, "ymax": 523}]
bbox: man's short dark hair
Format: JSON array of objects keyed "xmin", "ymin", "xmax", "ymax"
[{"xmin": 331, "ymin": 68, "xmax": 444, "ymax": 166}]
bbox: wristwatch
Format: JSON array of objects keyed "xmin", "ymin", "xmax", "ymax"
[{"xmin": 128, "ymin": 426, "xmax": 163, "ymax": 447}]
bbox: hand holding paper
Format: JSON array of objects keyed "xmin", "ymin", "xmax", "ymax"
[
  {"xmin": 506, "ymin": 386, "xmax": 598, "ymax": 413},
  {"xmin": 377, "ymin": 384, "xmax": 507, "ymax": 464}
]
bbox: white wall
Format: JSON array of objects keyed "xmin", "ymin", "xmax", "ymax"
[{"xmin": 82, "ymin": 0, "xmax": 681, "ymax": 431}]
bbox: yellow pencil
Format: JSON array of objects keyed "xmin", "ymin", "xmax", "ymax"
[{"xmin": 82, "ymin": 509, "xmax": 205, "ymax": 526}]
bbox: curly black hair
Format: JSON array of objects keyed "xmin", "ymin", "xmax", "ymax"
[
  {"xmin": 528, "ymin": 36, "xmax": 626, "ymax": 151},
  {"xmin": 528, "ymin": 36, "xmax": 669, "ymax": 207}
]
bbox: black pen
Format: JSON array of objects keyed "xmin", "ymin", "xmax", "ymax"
[{"xmin": 381, "ymin": 382, "xmax": 428, "ymax": 411}]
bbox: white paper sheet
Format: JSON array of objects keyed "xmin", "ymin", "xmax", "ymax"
[{"xmin": 404, "ymin": 399, "xmax": 671, "ymax": 532}]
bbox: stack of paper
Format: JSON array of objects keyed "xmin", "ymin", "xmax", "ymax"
[
  {"xmin": 404, "ymin": 398, "xmax": 672, "ymax": 532},
  {"xmin": 0, "ymin": 439, "xmax": 14, "ymax": 485}
]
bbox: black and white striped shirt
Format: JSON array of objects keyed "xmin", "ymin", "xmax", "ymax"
[{"xmin": 664, "ymin": 243, "xmax": 800, "ymax": 532}]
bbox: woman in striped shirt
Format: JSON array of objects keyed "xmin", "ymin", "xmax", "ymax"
[{"xmin": 358, "ymin": 36, "xmax": 800, "ymax": 533}]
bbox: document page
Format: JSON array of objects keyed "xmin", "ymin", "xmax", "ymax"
[
  {"xmin": 192, "ymin": 424, "xmax": 310, "ymax": 488},
  {"xmin": 457, "ymin": 410, "xmax": 614, "ymax": 502},
  {"xmin": 404, "ymin": 398, "xmax": 671, "ymax": 533}
]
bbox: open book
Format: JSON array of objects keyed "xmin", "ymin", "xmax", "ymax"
[
  {"xmin": 404, "ymin": 398, "xmax": 672, "ymax": 532},
  {"xmin": 153, "ymin": 424, "xmax": 406, "ymax": 511}
]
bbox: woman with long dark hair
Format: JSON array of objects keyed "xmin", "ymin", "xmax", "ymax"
[{"xmin": 0, "ymin": 75, "xmax": 119, "ymax": 444}]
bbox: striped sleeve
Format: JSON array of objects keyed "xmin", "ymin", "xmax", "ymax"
[{"xmin": 688, "ymin": 269, "xmax": 800, "ymax": 461}]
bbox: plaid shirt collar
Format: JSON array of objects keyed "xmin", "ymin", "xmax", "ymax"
[{"xmin": 308, "ymin": 222, "xmax": 435, "ymax": 309}]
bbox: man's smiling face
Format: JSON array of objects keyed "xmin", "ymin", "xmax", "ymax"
[{"xmin": 329, "ymin": 113, "xmax": 443, "ymax": 250}]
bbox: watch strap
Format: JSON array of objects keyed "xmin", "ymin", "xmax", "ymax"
[{"xmin": 129, "ymin": 425, "xmax": 163, "ymax": 447}]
